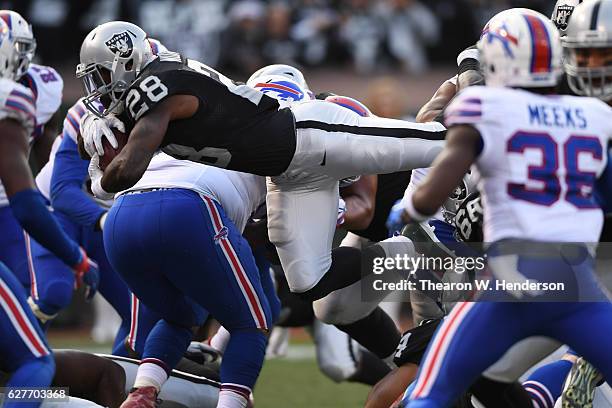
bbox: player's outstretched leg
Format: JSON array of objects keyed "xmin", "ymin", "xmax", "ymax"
[
  {"xmin": 0, "ymin": 262, "xmax": 55, "ymax": 408},
  {"xmin": 288, "ymin": 100, "xmax": 446, "ymax": 181},
  {"xmin": 522, "ymin": 353, "xmax": 576, "ymax": 408},
  {"xmin": 407, "ymin": 302, "xmax": 528, "ymax": 408}
]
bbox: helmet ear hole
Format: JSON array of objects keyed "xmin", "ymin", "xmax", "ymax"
[{"xmin": 125, "ymin": 58, "xmax": 134, "ymax": 71}]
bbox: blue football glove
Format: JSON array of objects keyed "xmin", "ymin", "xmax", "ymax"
[
  {"xmin": 386, "ymin": 199, "xmax": 407, "ymax": 236},
  {"xmin": 73, "ymin": 248, "xmax": 100, "ymax": 301}
]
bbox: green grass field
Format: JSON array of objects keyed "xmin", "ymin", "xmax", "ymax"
[{"xmin": 256, "ymin": 358, "xmax": 370, "ymax": 408}]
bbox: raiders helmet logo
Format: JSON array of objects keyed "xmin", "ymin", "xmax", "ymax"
[
  {"xmin": 553, "ymin": 5, "xmax": 575, "ymax": 31},
  {"xmin": 105, "ymin": 30, "xmax": 136, "ymax": 58},
  {"xmin": 450, "ymin": 181, "xmax": 468, "ymax": 201}
]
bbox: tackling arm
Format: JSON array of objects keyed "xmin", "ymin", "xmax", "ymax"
[
  {"xmin": 100, "ymin": 94, "xmax": 198, "ymax": 193},
  {"xmin": 0, "ymin": 118, "xmax": 82, "ymax": 267},
  {"xmin": 407, "ymin": 125, "xmax": 481, "ymax": 219},
  {"xmin": 340, "ymin": 175, "xmax": 377, "ymax": 230},
  {"xmin": 415, "ymin": 81, "xmax": 457, "ymax": 124}
]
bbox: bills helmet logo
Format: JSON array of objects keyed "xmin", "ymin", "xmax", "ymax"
[
  {"xmin": 105, "ymin": 31, "xmax": 135, "ymax": 58},
  {"xmin": 553, "ymin": 5, "xmax": 575, "ymax": 31},
  {"xmin": 254, "ymin": 80, "xmax": 305, "ymax": 103}
]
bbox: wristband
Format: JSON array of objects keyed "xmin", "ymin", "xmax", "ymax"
[
  {"xmin": 404, "ymin": 192, "xmax": 429, "ymax": 223},
  {"xmin": 457, "ymin": 46, "xmax": 479, "ymax": 67}
]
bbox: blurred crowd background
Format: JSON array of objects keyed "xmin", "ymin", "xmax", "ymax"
[
  {"xmin": 0, "ymin": 0, "xmax": 557, "ymax": 117},
  {"xmin": 5, "ymin": 0, "xmax": 553, "ymax": 75}
]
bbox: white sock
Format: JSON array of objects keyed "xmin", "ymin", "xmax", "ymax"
[
  {"xmin": 210, "ymin": 326, "xmax": 231, "ymax": 353},
  {"xmin": 216, "ymin": 388, "xmax": 249, "ymax": 408},
  {"xmin": 133, "ymin": 360, "xmax": 168, "ymax": 391}
]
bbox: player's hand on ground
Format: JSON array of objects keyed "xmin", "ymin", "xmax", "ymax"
[
  {"xmin": 73, "ymin": 248, "xmax": 100, "ymax": 301},
  {"xmin": 80, "ymin": 111, "xmax": 125, "ymax": 157},
  {"xmin": 386, "ymin": 199, "xmax": 407, "ymax": 235}
]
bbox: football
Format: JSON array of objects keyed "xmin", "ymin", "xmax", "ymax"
[{"xmin": 99, "ymin": 127, "xmax": 128, "ymax": 171}]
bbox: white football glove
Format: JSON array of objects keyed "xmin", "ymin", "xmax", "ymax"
[
  {"xmin": 88, "ymin": 155, "xmax": 114, "ymax": 200},
  {"xmin": 80, "ymin": 112, "xmax": 125, "ymax": 157}
]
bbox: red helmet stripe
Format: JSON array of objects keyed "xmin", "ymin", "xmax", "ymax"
[{"xmin": 524, "ymin": 14, "xmax": 552, "ymax": 74}]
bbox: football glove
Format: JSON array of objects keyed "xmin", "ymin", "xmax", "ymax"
[
  {"xmin": 88, "ymin": 155, "xmax": 114, "ymax": 200},
  {"xmin": 80, "ymin": 111, "xmax": 125, "ymax": 157},
  {"xmin": 73, "ymin": 248, "xmax": 100, "ymax": 301},
  {"xmin": 386, "ymin": 199, "xmax": 407, "ymax": 236}
]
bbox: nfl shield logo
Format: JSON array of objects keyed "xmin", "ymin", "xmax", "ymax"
[
  {"xmin": 105, "ymin": 30, "xmax": 135, "ymax": 58},
  {"xmin": 553, "ymin": 5, "xmax": 575, "ymax": 31}
]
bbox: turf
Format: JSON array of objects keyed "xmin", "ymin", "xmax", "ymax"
[{"xmin": 255, "ymin": 358, "xmax": 370, "ymax": 408}]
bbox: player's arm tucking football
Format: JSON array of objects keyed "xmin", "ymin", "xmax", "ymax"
[
  {"xmin": 100, "ymin": 94, "xmax": 198, "ymax": 193},
  {"xmin": 407, "ymin": 125, "xmax": 481, "ymax": 220},
  {"xmin": 340, "ymin": 175, "xmax": 377, "ymax": 230}
]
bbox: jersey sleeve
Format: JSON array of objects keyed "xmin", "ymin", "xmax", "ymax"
[
  {"xmin": 444, "ymin": 87, "xmax": 485, "ymax": 128},
  {"xmin": 0, "ymin": 79, "xmax": 36, "ymax": 136},
  {"xmin": 24, "ymin": 64, "xmax": 63, "ymax": 127},
  {"xmin": 61, "ymin": 99, "xmax": 88, "ymax": 143}
]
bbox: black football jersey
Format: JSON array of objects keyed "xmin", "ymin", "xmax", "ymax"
[
  {"xmin": 122, "ymin": 52, "xmax": 296, "ymax": 176},
  {"xmin": 393, "ymin": 318, "xmax": 442, "ymax": 367}
]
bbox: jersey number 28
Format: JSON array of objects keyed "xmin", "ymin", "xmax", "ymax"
[{"xmin": 125, "ymin": 76, "xmax": 168, "ymax": 120}]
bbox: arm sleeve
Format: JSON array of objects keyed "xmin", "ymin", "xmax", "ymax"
[
  {"xmin": 50, "ymin": 135, "xmax": 106, "ymax": 228},
  {"xmin": 9, "ymin": 188, "xmax": 81, "ymax": 267}
]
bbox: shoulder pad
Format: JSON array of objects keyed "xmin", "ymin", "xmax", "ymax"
[{"xmin": 22, "ymin": 64, "xmax": 63, "ymax": 126}]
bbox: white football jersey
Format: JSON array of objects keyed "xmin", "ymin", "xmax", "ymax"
[
  {"xmin": 0, "ymin": 64, "xmax": 63, "ymax": 207},
  {"xmin": 120, "ymin": 153, "xmax": 266, "ymax": 233},
  {"xmin": 446, "ymin": 86, "xmax": 612, "ymax": 243},
  {"xmin": 21, "ymin": 63, "xmax": 63, "ymax": 134},
  {"xmin": 0, "ymin": 78, "xmax": 37, "ymax": 205}
]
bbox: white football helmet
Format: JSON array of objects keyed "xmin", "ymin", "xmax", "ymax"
[
  {"xmin": 478, "ymin": 8, "xmax": 562, "ymax": 88},
  {"xmin": 552, "ymin": 0, "xmax": 586, "ymax": 35},
  {"xmin": 0, "ymin": 11, "xmax": 35, "ymax": 80},
  {"xmin": 248, "ymin": 64, "xmax": 310, "ymax": 91},
  {"xmin": 562, "ymin": 0, "xmax": 612, "ymax": 101},
  {"xmin": 76, "ymin": 21, "xmax": 154, "ymax": 117},
  {"xmin": 248, "ymin": 74, "xmax": 311, "ymax": 108}
]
